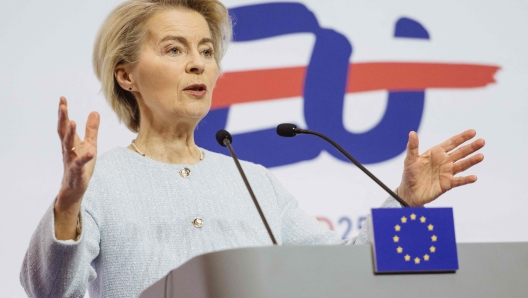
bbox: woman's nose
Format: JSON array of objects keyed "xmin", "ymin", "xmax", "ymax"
[{"xmin": 186, "ymin": 51, "xmax": 205, "ymax": 74}]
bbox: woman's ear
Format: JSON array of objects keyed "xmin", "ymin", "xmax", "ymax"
[{"xmin": 115, "ymin": 64, "xmax": 135, "ymax": 92}]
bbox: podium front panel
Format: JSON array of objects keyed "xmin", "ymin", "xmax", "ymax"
[{"xmin": 141, "ymin": 243, "xmax": 528, "ymax": 298}]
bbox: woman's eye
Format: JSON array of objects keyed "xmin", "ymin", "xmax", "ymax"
[
  {"xmin": 169, "ymin": 47, "xmax": 180, "ymax": 54},
  {"xmin": 203, "ymin": 49, "xmax": 214, "ymax": 57}
]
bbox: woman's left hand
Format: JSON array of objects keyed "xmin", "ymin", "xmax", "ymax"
[{"xmin": 397, "ymin": 130, "xmax": 485, "ymax": 207}]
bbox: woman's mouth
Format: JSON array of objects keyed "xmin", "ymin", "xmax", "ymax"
[{"xmin": 183, "ymin": 84, "xmax": 207, "ymax": 97}]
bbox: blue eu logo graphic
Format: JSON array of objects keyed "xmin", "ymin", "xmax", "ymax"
[
  {"xmin": 370, "ymin": 208, "xmax": 458, "ymax": 273},
  {"xmin": 195, "ymin": 3, "xmax": 429, "ymax": 167}
]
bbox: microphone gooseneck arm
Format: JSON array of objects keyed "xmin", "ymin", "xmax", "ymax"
[
  {"xmin": 216, "ymin": 130, "xmax": 278, "ymax": 245},
  {"xmin": 276, "ymin": 124, "xmax": 410, "ymax": 207}
]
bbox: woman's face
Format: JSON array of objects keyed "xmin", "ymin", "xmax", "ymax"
[{"xmin": 129, "ymin": 8, "xmax": 219, "ymax": 126}]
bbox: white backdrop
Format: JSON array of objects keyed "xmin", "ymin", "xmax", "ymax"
[{"xmin": 2, "ymin": 0, "xmax": 527, "ymax": 296}]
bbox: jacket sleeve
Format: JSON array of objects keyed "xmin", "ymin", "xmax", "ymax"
[
  {"xmin": 20, "ymin": 201, "xmax": 100, "ymax": 298},
  {"xmin": 263, "ymin": 167, "xmax": 401, "ymax": 245},
  {"xmin": 352, "ymin": 196, "xmax": 402, "ymax": 244}
]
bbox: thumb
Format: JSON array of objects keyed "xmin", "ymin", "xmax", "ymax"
[{"xmin": 405, "ymin": 131, "xmax": 419, "ymax": 163}]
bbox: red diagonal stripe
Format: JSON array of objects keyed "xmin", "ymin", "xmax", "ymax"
[
  {"xmin": 212, "ymin": 62, "xmax": 500, "ymax": 109},
  {"xmin": 348, "ymin": 62, "xmax": 500, "ymax": 92},
  {"xmin": 213, "ymin": 67, "xmax": 305, "ymax": 109}
]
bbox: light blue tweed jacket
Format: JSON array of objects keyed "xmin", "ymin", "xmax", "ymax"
[{"xmin": 20, "ymin": 147, "xmax": 400, "ymax": 297}]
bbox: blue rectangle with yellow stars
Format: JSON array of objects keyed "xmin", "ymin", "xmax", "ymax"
[{"xmin": 370, "ymin": 207, "xmax": 458, "ymax": 273}]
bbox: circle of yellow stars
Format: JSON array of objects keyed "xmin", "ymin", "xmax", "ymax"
[{"xmin": 393, "ymin": 213, "xmax": 437, "ymax": 264}]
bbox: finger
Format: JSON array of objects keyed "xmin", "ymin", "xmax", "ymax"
[
  {"xmin": 451, "ymin": 175, "xmax": 478, "ymax": 188},
  {"xmin": 57, "ymin": 97, "xmax": 70, "ymax": 139},
  {"xmin": 453, "ymin": 153, "xmax": 484, "ymax": 174},
  {"xmin": 404, "ymin": 131, "xmax": 419, "ymax": 163},
  {"xmin": 84, "ymin": 112, "xmax": 100, "ymax": 147},
  {"xmin": 439, "ymin": 129, "xmax": 477, "ymax": 152},
  {"xmin": 449, "ymin": 138, "xmax": 485, "ymax": 161},
  {"xmin": 63, "ymin": 120, "xmax": 77, "ymax": 157}
]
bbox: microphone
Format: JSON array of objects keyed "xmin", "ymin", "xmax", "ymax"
[
  {"xmin": 276, "ymin": 123, "xmax": 409, "ymax": 207},
  {"xmin": 216, "ymin": 130, "xmax": 278, "ymax": 245}
]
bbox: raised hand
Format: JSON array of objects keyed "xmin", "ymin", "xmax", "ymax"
[
  {"xmin": 397, "ymin": 130, "xmax": 485, "ymax": 207},
  {"xmin": 54, "ymin": 97, "xmax": 100, "ymax": 239}
]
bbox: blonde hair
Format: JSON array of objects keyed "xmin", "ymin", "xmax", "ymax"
[{"xmin": 93, "ymin": 0, "xmax": 232, "ymax": 132}]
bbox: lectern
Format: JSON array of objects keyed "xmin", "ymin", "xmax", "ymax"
[{"xmin": 140, "ymin": 243, "xmax": 528, "ymax": 298}]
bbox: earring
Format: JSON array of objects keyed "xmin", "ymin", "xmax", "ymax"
[{"xmin": 128, "ymin": 87, "xmax": 132, "ymax": 91}]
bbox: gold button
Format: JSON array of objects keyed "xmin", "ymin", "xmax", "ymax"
[
  {"xmin": 192, "ymin": 217, "xmax": 203, "ymax": 228},
  {"xmin": 179, "ymin": 168, "xmax": 191, "ymax": 178}
]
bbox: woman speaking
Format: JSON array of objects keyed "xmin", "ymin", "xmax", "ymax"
[{"xmin": 20, "ymin": 0, "xmax": 485, "ymax": 297}]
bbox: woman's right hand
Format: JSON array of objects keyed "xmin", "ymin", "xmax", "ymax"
[{"xmin": 54, "ymin": 97, "xmax": 100, "ymax": 240}]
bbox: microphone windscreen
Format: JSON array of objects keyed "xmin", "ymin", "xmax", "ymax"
[
  {"xmin": 216, "ymin": 129, "xmax": 233, "ymax": 147},
  {"xmin": 276, "ymin": 123, "xmax": 298, "ymax": 137}
]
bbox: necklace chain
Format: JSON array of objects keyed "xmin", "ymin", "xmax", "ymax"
[
  {"xmin": 131, "ymin": 139, "xmax": 204, "ymax": 161},
  {"xmin": 131, "ymin": 140, "xmax": 146, "ymax": 156}
]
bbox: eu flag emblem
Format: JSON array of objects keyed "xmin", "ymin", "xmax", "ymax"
[{"xmin": 369, "ymin": 207, "xmax": 458, "ymax": 273}]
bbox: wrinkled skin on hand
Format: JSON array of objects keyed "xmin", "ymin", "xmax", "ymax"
[
  {"xmin": 397, "ymin": 130, "xmax": 485, "ymax": 207},
  {"xmin": 54, "ymin": 96, "xmax": 100, "ymax": 239}
]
